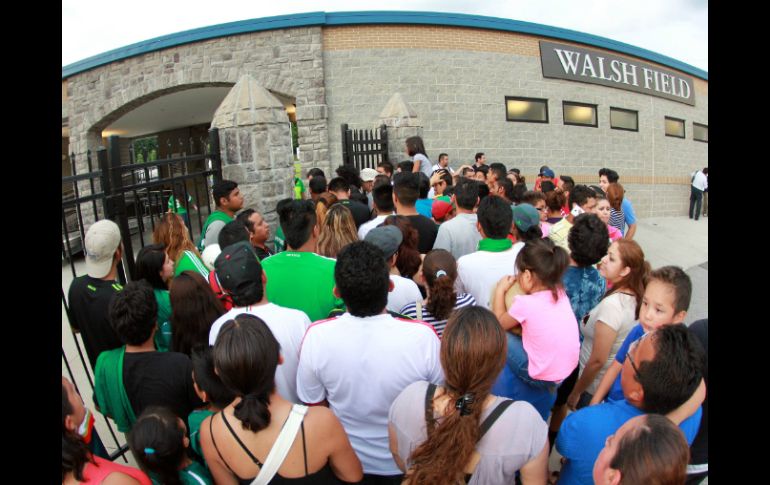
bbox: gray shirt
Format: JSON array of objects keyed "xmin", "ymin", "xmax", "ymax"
[
  {"xmin": 203, "ymin": 220, "xmax": 226, "ymax": 248},
  {"xmin": 432, "ymin": 212, "xmax": 481, "ymax": 260},
  {"xmin": 389, "ymin": 381, "xmax": 547, "ymax": 484}
]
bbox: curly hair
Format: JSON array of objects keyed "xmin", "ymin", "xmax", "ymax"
[
  {"xmin": 152, "ymin": 213, "xmax": 200, "ymax": 265},
  {"xmin": 316, "ymin": 203, "xmax": 359, "ymax": 258}
]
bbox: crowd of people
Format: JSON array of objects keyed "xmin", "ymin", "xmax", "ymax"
[{"xmin": 64, "ymin": 137, "xmax": 708, "ymax": 485}]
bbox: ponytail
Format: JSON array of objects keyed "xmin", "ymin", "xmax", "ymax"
[
  {"xmin": 213, "ymin": 314, "xmax": 280, "ymax": 433},
  {"xmin": 128, "ymin": 407, "xmax": 186, "ymax": 485},
  {"xmin": 422, "ymin": 250, "xmax": 458, "ymax": 321},
  {"xmin": 516, "ymin": 239, "xmax": 569, "ymax": 301},
  {"xmin": 234, "ymin": 392, "xmax": 272, "ymax": 432},
  {"xmin": 405, "ymin": 307, "xmax": 506, "ymax": 484}
]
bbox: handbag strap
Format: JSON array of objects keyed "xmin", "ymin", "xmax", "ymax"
[{"xmin": 251, "ymin": 404, "xmax": 308, "ymax": 485}]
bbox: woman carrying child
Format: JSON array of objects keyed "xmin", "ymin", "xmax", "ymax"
[{"xmin": 566, "ymin": 239, "xmax": 650, "ymax": 410}]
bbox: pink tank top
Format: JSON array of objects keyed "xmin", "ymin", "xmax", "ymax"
[{"xmin": 82, "ymin": 456, "xmax": 152, "ymax": 485}]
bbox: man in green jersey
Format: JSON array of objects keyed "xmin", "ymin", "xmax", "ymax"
[
  {"xmin": 198, "ymin": 180, "xmax": 244, "ymax": 251},
  {"xmin": 261, "ymin": 199, "xmax": 344, "ymax": 322}
]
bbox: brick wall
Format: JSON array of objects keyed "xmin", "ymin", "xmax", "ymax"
[{"xmin": 323, "ymin": 25, "xmax": 707, "ymax": 218}]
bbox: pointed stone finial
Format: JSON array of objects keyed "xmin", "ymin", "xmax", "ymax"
[
  {"xmin": 378, "ymin": 93, "xmax": 417, "ymax": 120},
  {"xmin": 212, "ymin": 75, "xmax": 287, "ymax": 128}
]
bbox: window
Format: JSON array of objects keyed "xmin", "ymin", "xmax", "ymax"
[
  {"xmin": 693, "ymin": 123, "xmax": 708, "ymax": 143},
  {"xmin": 563, "ymin": 101, "xmax": 598, "ymax": 127},
  {"xmin": 505, "ymin": 97, "xmax": 548, "ymax": 123},
  {"xmin": 665, "ymin": 117, "xmax": 685, "ymax": 138},
  {"xmin": 610, "ymin": 107, "xmax": 638, "ymax": 132}
]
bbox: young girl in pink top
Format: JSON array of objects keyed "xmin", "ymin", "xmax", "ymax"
[{"xmin": 493, "ymin": 238, "xmax": 581, "ymax": 389}]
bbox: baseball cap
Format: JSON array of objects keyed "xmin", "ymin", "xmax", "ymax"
[
  {"xmin": 360, "ymin": 167, "xmax": 378, "ymax": 182},
  {"xmin": 432, "ymin": 199, "xmax": 453, "ymax": 221},
  {"xmin": 214, "ymin": 241, "xmax": 262, "ymax": 297},
  {"xmin": 512, "ymin": 204, "xmax": 541, "ymax": 232},
  {"xmin": 540, "ymin": 168, "xmax": 555, "ymax": 178},
  {"xmin": 364, "ymin": 225, "xmax": 403, "ymax": 259},
  {"xmin": 84, "ymin": 219, "xmax": 122, "ymax": 278}
]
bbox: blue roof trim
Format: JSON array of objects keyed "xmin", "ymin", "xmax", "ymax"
[{"xmin": 62, "ymin": 10, "xmax": 707, "ymax": 80}]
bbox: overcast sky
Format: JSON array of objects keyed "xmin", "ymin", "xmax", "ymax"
[{"xmin": 62, "ymin": 0, "xmax": 707, "ymax": 72}]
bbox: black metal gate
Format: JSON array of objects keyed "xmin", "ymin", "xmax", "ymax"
[
  {"xmin": 341, "ymin": 123, "xmax": 388, "ymax": 171},
  {"xmin": 61, "ymin": 127, "xmax": 221, "ymax": 462}
]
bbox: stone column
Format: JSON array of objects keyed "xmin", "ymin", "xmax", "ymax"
[
  {"xmin": 378, "ymin": 93, "xmax": 422, "ymax": 165},
  {"xmin": 211, "ymin": 75, "xmax": 294, "ymax": 234}
]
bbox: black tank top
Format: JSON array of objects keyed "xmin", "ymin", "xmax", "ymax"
[{"xmin": 209, "ymin": 410, "xmax": 339, "ymax": 484}]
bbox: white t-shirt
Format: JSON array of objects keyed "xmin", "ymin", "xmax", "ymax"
[
  {"xmin": 456, "ymin": 242, "xmax": 524, "ymax": 309},
  {"xmin": 579, "ymin": 292, "xmax": 637, "ymax": 394},
  {"xmin": 297, "ymin": 312, "xmax": 444, "ymax": 475},
  {"xmin": 358, "ymin": 213, "xmax": 392, "ymax": 240},
  {"xmin": 209, "ymin": 303, "xmax": 312, "ymax": 404},
  {"xmin": 387, "ymin": 275, "xmax": 423, "ymax": 314}
]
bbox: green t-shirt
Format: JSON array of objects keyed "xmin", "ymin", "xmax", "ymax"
[
  {"xmin": 188, "ymin": 408, "xmax": 214, "ymax": 462},
  {"xmin": 174, "ymin": 250, "xmax": 209, "ymax": 279},
  {"xmin": 273, "ymin": 226, "xmax": 286, "ymax": 253},
  {"xmin": 149, "ymin": 460, "xmax": 213, "ymax": 485},
  {"xmin": 153, "ymin": 289, "xmax": 172, "ymax": 352},
  {"xmin": 168, "ymin": 194, "xmax": 193, "ymax": 214},
  {"xmin": 261, "ymin": 251, "xmax": 344, "ymax": 322}
]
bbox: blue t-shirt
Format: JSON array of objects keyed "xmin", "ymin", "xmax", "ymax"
[
  {"xmin": 621, "ymin": 198, "xmax": 636, "ymax": 228},
  {"xmin": 607, "ymin": 324, "xmax": 646, "ymax": 401},
  {"xmin": 556, "ymin": 399, "xmax": 702, "ymax": 485},
  {"xmin": 415, "ymin": 198, "xmax": 434, "ymax": 219},
  {"xmin": 562, "ymin": 266, "xmax": 606, "ymax": 343}
]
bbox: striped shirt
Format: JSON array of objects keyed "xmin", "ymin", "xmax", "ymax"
[
  {"xmin": 609, "ymin": 208, "xmax": 625, "ymax": 235},
  {"xmin": 400, "ymin": 293, "xmax": 477, "ymax": 337}
]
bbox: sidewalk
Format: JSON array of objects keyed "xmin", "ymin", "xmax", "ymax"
[{"xmin": 631, "ymin": 215, "xmax": 708, "ymax": 324}]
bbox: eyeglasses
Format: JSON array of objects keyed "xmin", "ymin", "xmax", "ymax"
[{"xmin": 625, "ymin": 333, "xmax": 650, "ymax": 380}]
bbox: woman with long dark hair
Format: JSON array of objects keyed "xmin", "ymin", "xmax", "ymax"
[
  {"xmin": 135, "ymin": 243, "xmax": 174, "ymax": 351},
  {"xmin": 388, "ymin": 306, "xmax": 549, "ymax": 484},
  {"xmin": 200, "ymin": 314, "xmax": 363, "ymax": 484},
  {"xmin": 169, "ymin": 270, "xmax": 225, "ymax": 357},
  {"xmin": 382, "ymin": 215, "xmax": 422, "ymax": 280},
  {"xmin": 405, "ymin": 136, "xmax": 432, "ymax": 180}
]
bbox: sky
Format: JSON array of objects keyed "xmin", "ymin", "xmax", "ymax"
[{"xmin": 62, "ymin": 0, "xmax": 707, "ymax": 72}]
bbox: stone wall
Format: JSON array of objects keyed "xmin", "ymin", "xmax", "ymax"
[
  {"xmin": 323, "ymin": 27, "xmax": 707, "ymax": 218},
  {"xmin": 65, "ymin": 26, "xmax": 329, "ymax": 187}
]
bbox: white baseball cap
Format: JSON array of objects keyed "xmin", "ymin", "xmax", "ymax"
[
  {"xmin": 360, "ymin": 167, "xmax": 378, "ymax": 182},
  {"xmin": 84, "ymin": 219, "xmax": 122, "ymax": 278}
]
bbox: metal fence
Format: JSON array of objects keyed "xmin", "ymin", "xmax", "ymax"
[
  {"xmin": 61, "ymin": 128, "xmax": 222, "ymax": 462},
  {"xmin": 341, "ymin": 123, "xmax": 389, "ymax": 170}
]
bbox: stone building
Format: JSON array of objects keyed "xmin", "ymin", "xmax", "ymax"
[{"xmin": 62, "ymin": 11, "xmax": 707, "ymax": 219}]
